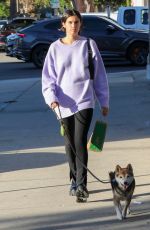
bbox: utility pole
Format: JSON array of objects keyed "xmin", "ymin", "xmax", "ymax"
[
  {"xmin": 146, "ymin": 0, "xmax": 150, "ymax": 80},
  {"xmin": 10, "ymin": 0, "xmax": 17, "ymax": 18}
]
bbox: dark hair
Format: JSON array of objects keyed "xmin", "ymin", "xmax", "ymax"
[{"xmin": 60, "ymin": 9, "xmax": 82, "ymax": 32}]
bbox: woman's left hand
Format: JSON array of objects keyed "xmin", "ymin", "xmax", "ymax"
[{"xmin": 101, "ymin": 107, "xmax": 109, "ymax": 116}]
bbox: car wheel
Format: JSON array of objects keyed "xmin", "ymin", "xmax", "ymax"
[
  {"xmin": 128, "ymin": 43, "xmax": 148, "ymax": 66},
  {"xmin": 32, "ymin": 45, "xmax": 49, "ymax": 68}
]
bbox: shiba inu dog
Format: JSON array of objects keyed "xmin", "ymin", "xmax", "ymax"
[{"xmin": 109, "ymin": 164, "xmax": 135, "ymax": 220}]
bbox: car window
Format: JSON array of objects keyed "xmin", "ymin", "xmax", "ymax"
[
  {"xmin": 123, "ymin": 9, "xmax": 135, "ymax": 25},
  {"xmin": 44, "ymin": 20, "xmax": 61, "ymax": 30},
  {"xmin": 9, "ymin": 19, "xmax": 35, "ymax": 30},
  {"xmin": 0, "ymin": 20, "xmax": 7, "ymax": 25},
  {"xmin": 102, "ymin": 16, "xmax": 125, "ymax": 30},
  {"xmin": 1, "ymin": 24, "xmax": 15, "ymax": 31},
  {"xmin": 141, "ymin": 9, "xmax": 148, "ymax": 24},
  {"xmin": 82, "ymin": 17, "xmax": 109, "ymax": 31},
  {"xmin": 12, "ymin": 19, "xmax": 34, "ymax": 23}
]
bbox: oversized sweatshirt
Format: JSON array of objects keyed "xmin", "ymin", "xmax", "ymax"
[{"xmin": 42, "ymin": 36, "xmax": 109, "ymax": 118}]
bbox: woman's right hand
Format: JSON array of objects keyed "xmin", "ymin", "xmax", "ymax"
[
  {"xmin": 51, "ymin": 101, "xmax": 59, "ymax": 110},
  {"xmin": 101, "ymin": 107, "xmax": 109, "ymax": 116}
]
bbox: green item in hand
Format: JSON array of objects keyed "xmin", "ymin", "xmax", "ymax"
[
  {"xmin": 60, "ymin": 124, "xmax": 65, "ymax": 136},
  {"xmin": 89, "ymin": 120, "xmax": 107, "ymax": 152}
]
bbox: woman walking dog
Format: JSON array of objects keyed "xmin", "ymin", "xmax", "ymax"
[{"xmin": 42, "ymin": 9, "xmax": 109, "ymax": 202}]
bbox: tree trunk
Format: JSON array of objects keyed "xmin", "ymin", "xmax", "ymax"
[
  {"xmin": 126, "ymin": 0, "xmax": 131, "ymax": 6},
  {"xmin": 10, "ymin": 0, "xmax": 17, "ymax": 18},
  {"xmin": 73, "ymin": 0, "xmax": 95, "ymax": 12}
]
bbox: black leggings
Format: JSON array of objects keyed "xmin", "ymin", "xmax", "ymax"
[{"xmin": 62, "ymin": 108, "xmax": 93, "ymax": 187}]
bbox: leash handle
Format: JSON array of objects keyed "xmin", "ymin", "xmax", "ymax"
[{"xmin": 53, "ymin": 106, "xmax": 62, "ymax": 121}]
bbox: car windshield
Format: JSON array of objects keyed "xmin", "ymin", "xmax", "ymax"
[
  {"xmin": 0, "ymin": 21, "xmax": 7, "ymax": 25},
  {"xmin": 18, "ymin": 23, "xmax": 37, "ymax": 32},
  {"xmin": 18, "ymin": 19, "xmax": 58, "ymax": 32},
  {"xmin": 99, "ymin": 16, "xmax": 126, "ymax": 30}
]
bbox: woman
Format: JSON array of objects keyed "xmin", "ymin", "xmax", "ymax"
[{"xmin": 42, "ymin": 9, "xmax": 109, "ymax": 202}]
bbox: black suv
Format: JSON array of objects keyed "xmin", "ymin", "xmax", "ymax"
[{"xmin": 15, "ymin": 15, "xmax": 149, "ymax": 68}]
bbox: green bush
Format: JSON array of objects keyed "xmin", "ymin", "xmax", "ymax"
[{"xmin": 0, "ymin": 2, "xmax": 9, "ymax": 18}]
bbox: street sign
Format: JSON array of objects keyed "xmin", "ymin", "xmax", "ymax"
[{"xmin": 51, "ymin": 0, "xmax": 60, "ymax": 9}]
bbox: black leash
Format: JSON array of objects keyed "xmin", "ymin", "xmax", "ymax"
[{"xmin": 53, "ymin": 106, "xmax": 110, "ymax": 184}]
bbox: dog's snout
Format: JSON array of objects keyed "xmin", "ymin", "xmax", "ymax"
[{"xmin": 124, "ymin": 181, "xmax": 128, "ymax": 186}]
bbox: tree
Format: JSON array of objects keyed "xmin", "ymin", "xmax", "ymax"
[
  {"xmin": 33, "ymin": 0, "xmax": 72, "ymax": 16},
  {"xmin": 93, "ymin": 0, "xmax": 131, "ymax": 12},
  {"xmin": 0, "ymin": 0, "xmax": 9, "ymax": 18},
  {"xmin": 69, "ymin": 0, "xmax": 93, "ymax": 12},
  {"xmin": 126, "ymin": 0, "xmax": 131, "ymax": 6},
  {"xmin": 70, "ymin": 0, "xmax": 130, "ymax": 12}
]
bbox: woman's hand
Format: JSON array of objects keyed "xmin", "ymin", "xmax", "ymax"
[
  {"xmin": 101, "ymin": 107, "xmax": 109, "ymax": 116},
  {"xmin": 51, "ymin": 101, "xmax": 59, "ymax": 110}
]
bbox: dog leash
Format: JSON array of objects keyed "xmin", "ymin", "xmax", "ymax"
[{"xmin": 53, "ymin": 106, "xmax": 110, "ymax": 184}]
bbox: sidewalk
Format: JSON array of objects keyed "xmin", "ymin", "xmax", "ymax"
[{"xmin": 0, "ymin": 70, "xmax": 150, "ymax": 230}]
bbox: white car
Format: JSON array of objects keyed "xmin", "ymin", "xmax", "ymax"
[{"xmin": 0, "ymin": 19, "xmax": 8, "ymax": 30}]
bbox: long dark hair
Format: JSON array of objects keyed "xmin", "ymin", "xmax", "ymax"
[{"xmin": 60, "ymin": 9, "xmax": 82, "ymax": 32}]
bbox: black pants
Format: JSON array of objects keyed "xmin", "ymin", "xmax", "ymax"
[{"xmin": 62, "ymin": 108, "xmax": 93, "ymax": 187}]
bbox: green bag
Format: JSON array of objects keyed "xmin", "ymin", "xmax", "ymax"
[{"xmin": 88, "ymin": 120, "xmax": 107, "ymax": 152}]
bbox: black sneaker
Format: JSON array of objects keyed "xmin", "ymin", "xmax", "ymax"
[
  {"xmin": 76, "ymin": 185, "xmax": 89, "ymax": 202},
  {"xmin": 69, "ymin": 181, "xmax": 76, "ymax": 196}
]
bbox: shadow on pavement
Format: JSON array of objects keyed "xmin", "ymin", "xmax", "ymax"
[
  {"xmin": 0, "ymin": 200, "xmax": 149, "ymax": 230},
  {"xmin": 0, "ymin": 152, "xmax": 66, "ymax": 173}
]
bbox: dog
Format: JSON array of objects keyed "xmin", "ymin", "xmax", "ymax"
[{"xmin": 109, "ymin": 164, "xmax": 135, "ymax": 220}]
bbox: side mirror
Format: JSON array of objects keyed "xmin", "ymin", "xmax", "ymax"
[{"xmin": 107, "ymin": 24, "xmax": 117, "ymax": 32}]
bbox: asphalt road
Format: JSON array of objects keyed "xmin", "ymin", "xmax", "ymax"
[{"xmin": 0, "ymin": 52, "xmax": 146, "ymax": 80}]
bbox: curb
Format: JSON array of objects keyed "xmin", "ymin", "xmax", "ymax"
[
  {"xmin": 108, "ymin": 70, "xmax": 147, "ymax": 83},
  {"xmin": 0, "ymin": 70, "xmax": 147, "ymax": 84}
]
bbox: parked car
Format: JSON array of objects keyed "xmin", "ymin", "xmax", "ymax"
[
  {"xmin": 0, "ymin": 17, "xmax": 36, "ymax": 54},
  {"xmin": 14, "ymin": 15, "xmax": 149, "ymax": 68},
  {"xmin": 0, "ymin": 20, "xmax": 8, "ymax": 50},
  {"xmin": 1, "ymin": 17, "xmax": 36, "ymax": 36},
  {"xmin": 0, "ymin": 19, "xmax": 8, "ymax": 30},
  {"xmin": 0, "ymin": 33, "xmax": 6, "ymax": 50},
  {"xmin": 117, "ymin": 6, "xmax": 149, "ymax": 31},
  {"xmin": 5, "ymin": 33, "xmax": 19, "ymax": 56}
]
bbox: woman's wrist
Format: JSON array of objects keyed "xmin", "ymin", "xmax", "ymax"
[
  {"xmin": 51, "ymin": 101, "xmax": 59, "ymax": 109},
  {"xmin": 101, "ymin": 107, "xmax": 109, "ymax": 116}
]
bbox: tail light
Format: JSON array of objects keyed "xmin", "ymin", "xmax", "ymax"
[{"xmin": 18, "ymin": 33, "xmax": 26, "ymax": 38}]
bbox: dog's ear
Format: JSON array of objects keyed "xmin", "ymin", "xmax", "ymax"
[
  {"xmin": 115, "ymin": 165, "xmax": 121, "ymax": 172},
  {"xmin": 127, "ymin": 164, "xmax": 133, "ymax": 172}
]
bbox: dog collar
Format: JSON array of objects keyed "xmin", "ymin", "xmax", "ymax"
[{"xmin": 111, "ymin": 178, "xmax": 135, "ymax": 197}]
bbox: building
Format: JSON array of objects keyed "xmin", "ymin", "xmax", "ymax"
[{"xmin": 131, "ymin": 0, "xmax": 148, "ymax": 6}]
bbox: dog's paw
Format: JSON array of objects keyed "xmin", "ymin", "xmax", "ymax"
[
  {"xmin": 117, "ymin": 214, "xmax": 123, "ymax": 220},
  {"xmin": 122, "ymin": 209, "xmax": 128, "ymax": 219},
  {"xmin": 122, "ymin": 214, "xmax": 127, "ymax": 219},
  {"xmin": 127, "ymin": 208, "xmax": 131, "ymax": 215},
  {"xmin": 116, "ymin": 210, "xmax": 123, "ymax": 220}
]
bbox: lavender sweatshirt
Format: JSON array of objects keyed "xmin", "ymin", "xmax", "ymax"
[{"xmin": 42, "ymin": 36, "xmax": 109, "ymax": 118}]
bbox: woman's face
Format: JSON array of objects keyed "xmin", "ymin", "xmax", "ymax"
[{"xmin": 62, "ymin": 15, "xmax": 81, "ymax": 37}]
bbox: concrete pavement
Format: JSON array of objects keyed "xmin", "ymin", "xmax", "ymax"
[{"xmin": 0, "ymin": 69, "xmax": 150, "ymax": 229}]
